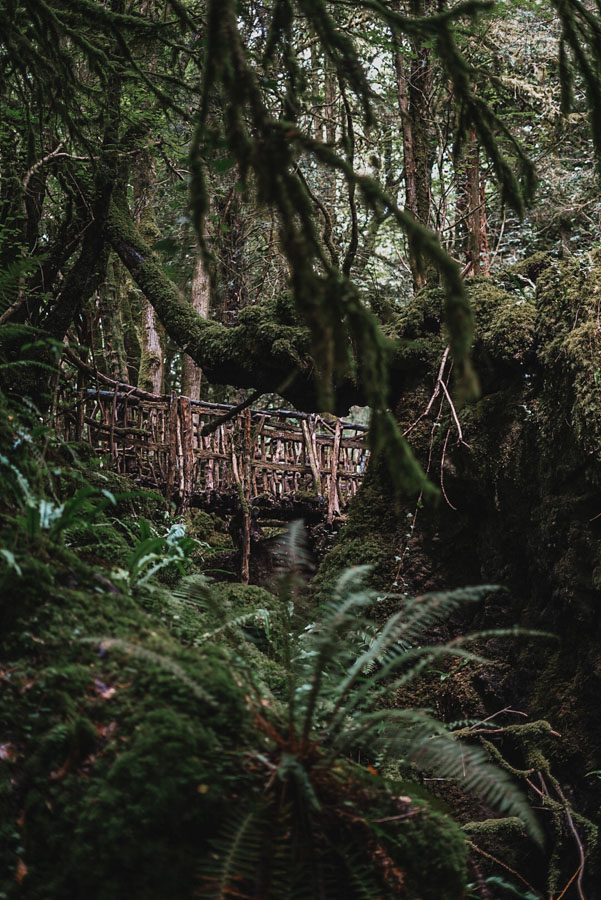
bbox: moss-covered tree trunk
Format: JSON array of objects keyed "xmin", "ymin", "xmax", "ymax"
[
  {"xmin": 181, "ymin": 251, "xmax": 211, "ymax": 400},
  {"xmin": 98, "ymin": 255, "xmax": 129, "ymax": 383},
  {"xmin": 133, "ymin": 149, "xmax": 164, "ymax": 394}
]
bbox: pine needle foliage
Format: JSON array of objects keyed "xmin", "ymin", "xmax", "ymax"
[{"xmin": 553, "ymin": 0, "xmax": 601, "ymax": 169}]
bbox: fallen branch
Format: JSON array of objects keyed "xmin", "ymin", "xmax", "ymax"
[
  {"xmin": 467, "ymin": 841, "xmax": 538, "ymax": 895},
  {"xmin": 440, "ymin": 427, "xmax": 457, "ymax": 510},
  {"xmin": 440, "ymin": 378, "xmax": 470, "ymax": 447},
  {"xmin": 556, "ymin": 865, "xmax": 583, "ymax": 900},
  {"xmin": 404, "ymin": 344, "xmax": 469, "ymax": 448},
  {"xmin": 553, "ymin": 781, "xmax": 587, "ymax": 900},
  {"xmin": 468, "ymin": 706, "xmax": 529, "ymax": 731},
  {"xmin": 404, "ymin": 346, "xmax": 450, "ymax": 437}
]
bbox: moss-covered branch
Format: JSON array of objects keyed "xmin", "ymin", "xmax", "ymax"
[{"xmin": 106, "ymin": 194, "xmax": 365, "ymax": 411}]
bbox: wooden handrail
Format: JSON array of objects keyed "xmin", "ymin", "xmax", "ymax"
[
  {"xmin": 82, "ymin": 388, "xmax": 369, "ymax": 434},
  {"xmin": 57, "ymin": 354, "xmax": 369, "ymax": 519}
]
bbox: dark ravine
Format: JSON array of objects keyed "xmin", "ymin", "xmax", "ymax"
[{"xmin": 314, "ymin": 252, "xmax": 601, "ymax": 894}]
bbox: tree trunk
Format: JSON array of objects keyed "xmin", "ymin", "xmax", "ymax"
[
  {"xmin": 455, "ymin": 129, "xmax": 489, "ymax": 276},
  {"xmin": 393, "ymin": 22, "xmax": 434, "ymax": 289},
  {"xmin": 181, "ymin": 251, "xmax": 211, "ymax": 399},
  {"xmin": 323, "ymin": 62, "xmax": 338, "ymax": 219},
  {"xmin": 133, "ymin": 148, "xmax": 164, "ymax": 394},
  {"xmin": 98, "ymin": 255, "xmax": 129, "ymax": 383}
]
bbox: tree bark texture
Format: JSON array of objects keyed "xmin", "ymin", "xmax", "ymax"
[
  {"xmin": 98, "ymin": 255, "xmax": 129, "ymax": 383},
  {"xmin": 181, "ymin": 251, "xmax": 211, "ymax": 400},
  {"xmin": 393, "ymin": 11, "xmax": 434, "ymax": 290},
  {"xmin": 133, "ymin": 148, "xmax": 164, "ymax": 394},
  {"xmin": 455, "ymin": 129, "xmax": 489, "ymax": 276}
]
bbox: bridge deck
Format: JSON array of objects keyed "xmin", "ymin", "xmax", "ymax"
[{"xmin": 56, "ymin": 377, "xmax": 369, "ymax": 520}]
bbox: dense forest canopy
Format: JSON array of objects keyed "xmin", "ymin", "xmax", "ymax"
[
  {"xmin": 2, "ymin": 0, "xmax": 601, "ymax": 898},
  {"xmin": 1, "ymin": 0, "xmax": 600, "ymax": 420}
]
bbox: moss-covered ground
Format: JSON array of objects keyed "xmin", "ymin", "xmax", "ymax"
[{"xmin": 0, "ymin": 395, "xmax": 472, "ymax": 899}]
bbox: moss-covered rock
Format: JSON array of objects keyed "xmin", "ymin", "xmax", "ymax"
[
  {"xmin": 469, "ymin": 281, "xmax": 537, "ymax": 367},
  {"xmin": 0, "ymin": 551, "xmax": 252, "ymax": 900},
  {"xmin": 312, "ymin": 458, "xmax": 404, "ymax": 601},
  {"xmin": 186, "ymin": 508, "xmax": 231, "ymax": 547},
  {"xmin": 310, "ymin": 253, "xmax": 601, "ymax": 893},
  {"xmin": 396, "ymin": 799, "xmax": 467, "ymax": 899}
]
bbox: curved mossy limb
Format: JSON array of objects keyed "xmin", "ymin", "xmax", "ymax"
[
  {"xmin": 106, "ymin": 194, "xmax": 362, "ymax": 412},
  {"xmin": 463, "ymin": 816, "xmax": 527, "ymax": 838}
]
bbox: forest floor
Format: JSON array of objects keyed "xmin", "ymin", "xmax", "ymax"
[{"xmin": 0, "ymin": 389, "xmax": 598, "ymax": 899}]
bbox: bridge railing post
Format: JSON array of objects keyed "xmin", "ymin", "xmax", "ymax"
[
  {"xmin": 327, "ymin": 418, "xmax": 342, "ymax": 524},
  {"xmin": 166, "ymin": 391, "xmax": 178, "ymax": 504},
  {"xmin": 301, "ymin": 417, "xmax": 322, "ymax": 497},
  {"xmin": 179, "ymin": 396, "xmax": 194, "ymax": 510}
]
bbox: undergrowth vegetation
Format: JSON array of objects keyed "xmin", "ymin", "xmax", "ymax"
[{"xmin": 0, "ymin": 393, "xmax": 556, "ymax": 899}]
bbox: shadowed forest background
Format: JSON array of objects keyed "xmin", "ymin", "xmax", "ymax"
[{"xmin": 2, "ymin": 0, "xmax": 601, "ymax": 897}]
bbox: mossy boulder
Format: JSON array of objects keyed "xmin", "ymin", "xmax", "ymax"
[
  {"xmin": 469, "ymin": 281, "xmax": 536, "ymax": 367},
  {"xmin": 312, "ymin": 458, "xmax": 403, "ymax": 601},
  {"xmin": 187, "ymin": 508, "xmax": 231, "ymax": 547},
  {"xmin": 0, "ymin": 556, "xmax": 252, "ymax": 900},
  {"xmin": 398, "ymin": 800, "xmax": 467, "ymax": 899}
]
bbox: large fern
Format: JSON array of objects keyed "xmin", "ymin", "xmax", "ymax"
[
  {"xmin": 192, "ymin": 524, "xmax": 546, "ymax": 898},
  {"xmin": 76, "ymin": 519, "xmax": 545, "ymax": 897}
]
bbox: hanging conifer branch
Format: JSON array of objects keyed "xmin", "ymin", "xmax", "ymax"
[
  {"xmin": 552, "ymin": 0, "xmax": 601, "ymax": 167},
  {"xmin": 190, "ymin": 0, "xmax": 543, "ymax": 498}
]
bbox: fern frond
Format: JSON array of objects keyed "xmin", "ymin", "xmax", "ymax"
[
  {"xmin": 396, "ymin": 585, "xmax": 498, "ymax": 641},
  {"xmin": 171, "ymin": 574, "xmax": 227, "ymax": 624},
  {"xmin": 200, "ymin": 808, "xmax": 264, "ymax": 899},
  {"xmin": 336, "ymin": 843, "xmax": 389, "ymax": 900},
  {"xmin": 323, "ymin": 587, "xmax": 496, "ymax": 735},
  {"xmin": 194, "ymin": 609, "xmax": 272, "ymax": 646},
  {"xmin": 335, "ymin": 708, "xmax": 542, "ymax": 844},
  {"xmin": 273, "ymin": 518, "xmax": 313, "ymax": 577},
  {"xmin": 278, "ymin": 751, "xmax": 321, "ymax": 811},
  {"xmin": 412, "ymin": 735, "xmax": 543, "ymax": 845},
  {"xmin": 327, "ymin": 644, "xmax": 487, "ymax": 741},
  {"xmin": 449, "ymin": 627, "xmax": 556, "ymax": 647}
]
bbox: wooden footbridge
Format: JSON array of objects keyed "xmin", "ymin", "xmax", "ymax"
[{"xmin": 56, "ymin": 371, "xmax": 369, "ymax": 523}]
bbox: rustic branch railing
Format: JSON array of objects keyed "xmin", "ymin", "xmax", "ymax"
[{"xmin": 56, "ymin": 379, "xmax": 369, "ymax": 520}]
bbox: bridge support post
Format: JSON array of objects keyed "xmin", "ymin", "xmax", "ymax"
[
  {"xmin": 179, "ymin": 396, "xmax": 194, "ymax": 510},
  {"xmin": 230, "ymin": 408, "xmax": 253, "ymax": 584},
  {"xmin": 301, "ymin": 418, "xmax": 322, "ymax": 497},
  {"xmin": 166, "ymin": 391, "xmax": 178, "ymax": 504},
  {"xmin": 327, "ymin": 419, "xmax": 342, "ymax": 524},
  {"xmin": 240, "ymin": 409, "xmax": 252, "ymax": 584}
]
